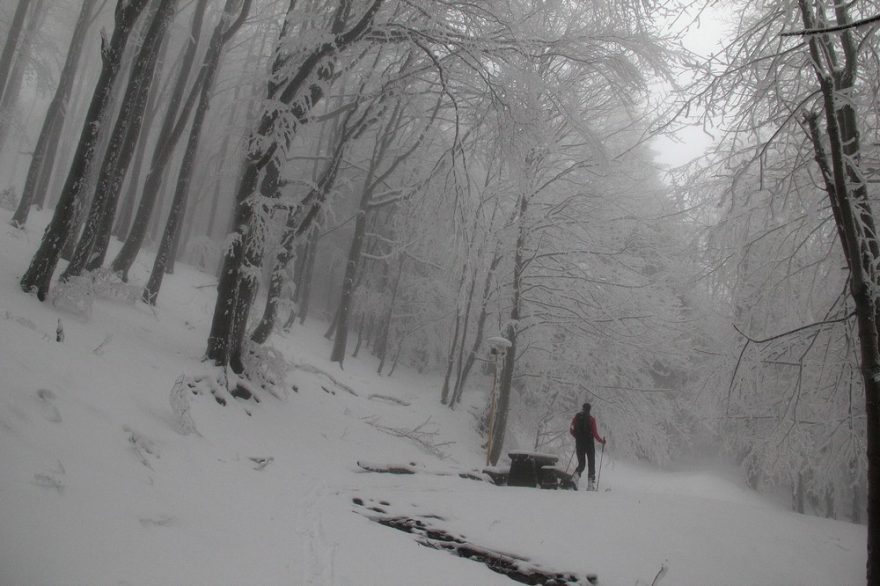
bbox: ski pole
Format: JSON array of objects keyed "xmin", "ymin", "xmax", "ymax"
[
  {"xmin": 565, "ymin": 448, "xmax": 575, "ymax": 473},
  {"xmin": 596, "ymin": 443, "xmax": 605, "ymax": 490}
]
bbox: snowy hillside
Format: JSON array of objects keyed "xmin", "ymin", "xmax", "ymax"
[{"xmin": 0, "ymin": 209, "xmax": 866, "ymax": 585}]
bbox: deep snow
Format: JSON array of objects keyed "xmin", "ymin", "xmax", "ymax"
[{"xmin": 0, "ymin": 208, "xmax": 866, "ymax": 585}]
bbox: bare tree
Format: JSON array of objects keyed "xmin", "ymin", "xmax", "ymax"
[
  {"xmin": 60, "ymin": 0, "xmax": 179, "ymax": 281},
  {"xmin": 206, "ymin": 0, "xmax": 383, "ymax": 371},
  {"xmin": 142, "ymin": 0, "xmax": 252, "ymax": 305},
  {"xmin": 110, "ymin": 0, "xmax": 210, "ymax": 281},
  {"xmin": 11, "ymin": 0, "xmax": 97, "ymax": 228},
  {"xmin": 19, "ymin": 0, "xmax": 151, "ymax": 301}
]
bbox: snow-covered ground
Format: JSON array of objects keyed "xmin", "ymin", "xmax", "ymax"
[{"xmin": 0, "ymin": 208, "xmax": 866, "ymax": 585}]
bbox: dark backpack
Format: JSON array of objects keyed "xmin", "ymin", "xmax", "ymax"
[{"xmin": 569, "ymin": 413, "xmax": 579, "ymax": 437}]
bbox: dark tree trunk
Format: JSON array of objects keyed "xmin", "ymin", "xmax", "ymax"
[
  {"xmin": 112, "ymin": 34, "xmax": 170, "ymax": 243},
  {"xmin": 330, "ymin": 205, "xmax": 370, "ymax": 366},
  {"xmin": 43, "ymin": 58, "xmax": 93, "ymax": 209},
  {"xmin": 324, "ymin": 306, "xmax": 339, "ymax": 339},
  {"xmin": 143, "ymin": 0, "xmax": 251, "ymax": 305},
  {"xmin": 204, "ymin": 26, "xmax": 263, "ymax": 242},
  {"xmin": 111, "ymin": 0, "xmax": 209, "ymax": 281},
  {"xmin": 375, "ymin": 255, "xmax": 404, "ymax": 374},
  {"xmin": 206, "ymin": 0, "xmax": 383, "ymax": 369},
  {"xmin": 798, "ymin": 2, "xmax": 880, "ymax": 580},
  {"xmin": 251, "ymin": 133, "xmax": 347, "ymax": 344},
  {"xmin": 19, "ymin": 0, "xmax": 151, "ymax": 301},
  {"xmin": 297, "ymin": 224, "xmax": 320, "ymax": 324},
  {"xmin": 487, "ymin": 189, "xmax": 528, "ymax": 466},
  {"xmin": 11, "ymin": 0, "xmax": 95, "ymax": 228},
  {"xmin": 61, "ymin": 0, "xmax": 177, "ymax": 280},
  {"xmin": 330, "ymin": 103, "xmax": 405, "ymax": 367},
  {"xmin": 440, "ymin": 310, "xmax": 462, "ymax": 404}
]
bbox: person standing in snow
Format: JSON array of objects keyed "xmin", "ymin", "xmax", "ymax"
[{"xmin": 569, "ymin": 402, "xmax": 606, "ymax": 490}]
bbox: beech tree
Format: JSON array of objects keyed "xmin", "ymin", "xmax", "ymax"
[
  {"xmin": 10, "ymin": 0, "xmax": 97, "ymax": 228},
  {"xmin": 61, "ymin": 0, "xmax": 179, "ymax": 281},
  {"xmin": 142, "ymin": 0, "xmax": 252, "ymax": 304},
  {"xmin": 20, "ymin": 0, "xmax": 151, "ymax": 301},
  {"xmin": 689, "ymin": 0, "xmax": 880, "ymax": 579},
  {"xmin": 109, "ymin": 0, "xmax": 210, "ymax": 281},
  {"xmin": 206, "ymin": 0, "xmax": 384, "ymax": 372}
]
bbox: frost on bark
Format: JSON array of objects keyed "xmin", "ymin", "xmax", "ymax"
[
  {"xmin": 19, "ymin": 0, "xmax": 151, "ymax": 301},
  {"xmin": 206, "ymin": 0, "xmax": 384, "ymax": 370},
  {"xmin": 487, "ymin": 184, "xmax": 529, "ymax": 466},
  {"xmin": 61, "ymin": 0, "xmax": 178, "ymax": 281},
  {"xmin": 796, "ymin": 1, "xmax": 880, "ymax": 579},
  {"xmin": 250, "ymin": 122, "xmax": 352, "ymax": 344}
]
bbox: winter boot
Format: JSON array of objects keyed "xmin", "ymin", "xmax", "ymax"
[{"xmin": 587, "ymin": 477, "xmax": 596, "ymax": 491}]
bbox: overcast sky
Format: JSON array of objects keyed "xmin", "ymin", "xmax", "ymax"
[{"xmin": 651, "ymin": 4, "xmax": 730, "ymax": 169}]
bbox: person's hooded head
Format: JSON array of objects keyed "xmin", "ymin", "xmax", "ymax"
[{"xmin": 582, "ymin": 402, "xmax": 591, "ymax": 414}]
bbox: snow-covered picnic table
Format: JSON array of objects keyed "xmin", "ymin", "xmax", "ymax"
[{"xmin": 507, "ymin": 451, "xmax": 560, "ymax": 487}]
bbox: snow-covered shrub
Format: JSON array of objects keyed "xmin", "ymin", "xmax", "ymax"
[
  {"xmin": 90, "ymin": 269, "xmax": 139, "ymax": 304},
  {"xmin": 50, "ymin": 275, "xmax": 95, "ymax": 319},
  {"xmin": 170, "ymin": 374, "xmax": 228, "ymax": 435},
  {"xmin": 241, "ymin": 341, "xmax": 289, "ymax": 400},
  {"xmin": 169, "ymin": 375, "xmax": 199, "ymax": 436}
]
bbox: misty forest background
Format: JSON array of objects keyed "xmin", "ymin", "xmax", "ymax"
[{"xmin": 2, "ymin": 0, "xmax": 879, "ymax": 574}]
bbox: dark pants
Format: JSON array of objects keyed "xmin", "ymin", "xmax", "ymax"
[{"xmin": 575, "ymin": 441, "xmax": 596, "ymax": 481}]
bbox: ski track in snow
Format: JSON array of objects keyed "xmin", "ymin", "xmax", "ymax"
[{"xmin": 296, "ymin": 477, "xmax": 336, "ymax": 585}]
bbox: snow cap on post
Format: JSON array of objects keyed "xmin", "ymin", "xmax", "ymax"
[{"xmin": 487, "ymin": 335, "xmax": 512, "ymax": 357}]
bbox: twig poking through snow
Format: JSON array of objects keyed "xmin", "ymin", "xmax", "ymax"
[{"xmin": 651, "ymin": 560, "xmax": 669, "ymax": 586}]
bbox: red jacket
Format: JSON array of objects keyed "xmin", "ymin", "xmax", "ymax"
[{"xmin": 570, "ymin": 412, "xmax": 605, "ymax": 444}]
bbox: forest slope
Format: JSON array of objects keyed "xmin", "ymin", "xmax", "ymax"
[{"xmin": 0, "ymin": 209, "xmax": 866, "ymax": 586}]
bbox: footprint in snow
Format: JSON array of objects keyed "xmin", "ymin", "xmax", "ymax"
[{"xmin": 35, "ymin": 389, "xmax": 62, "ymax": 423}]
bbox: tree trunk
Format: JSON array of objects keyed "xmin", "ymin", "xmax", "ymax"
[
  {"xmin": 0, "ymin": 0, "xmax": 31, "ymax": 105},
  {"xmin": 143, "ymin": 0, "xmax": 251, "ymax": 305},
  {"xmin": 204, "ymin": 24, "xmax": 262, "ymax": 242},
  {"xmin": 19, "ymin": 0, "xmax": 151, "ymax": 301},
  {"xmin": 0, "ymin": 0, "xmax": 45, "ymax": 149},
  {"xmin": 112, "ymin": 36, "xmax": 169, "ymax": 243},
  {"xmin": 43, "ymin": 56, "xmax": 94, "ymax": 209},
  {"xmin": 330, "ymin": 207, "xmax": 370, "ymax": 367},
  {"xmin": 11, "ymin": 0, "xmax": 95, "ymax": 228},
  {"xmin": 330, "ymin": 103, "xmax": 405, "ymax": 367},
  {"xmin": 450, "ymin": 248, "xmax": 501, "ymax": 408},
  {"xmin": 251, "ymin": 132, "xmax": 347, "ymax": 344},
  {"xmin": 298, "ymin": 224, "xmax": 320, "ymax": 324},
  {"xmin": 375, "ymin": 255, "xmax": 404, "ymax": 375},
  {"xmin": 440, "ymin": 310, "xmax": 463, "ymax": 404},
  {"xmin": 487, "ymin": 189, "xmax": 528, "ymax": 466},
  {"xmin": 61, "ymin": 0, "xmax": 177, "ymax": 281},
  {"xmin": 798, "ymin": 2, "xmax": 880, "ymax": 580},
  {"xmin": 206, "ymin": 0, "xmax": 383, "ymax": 369},
  {"xmin": 110, "ymin": 0, "xmax": 209, "ymax": 280}
]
